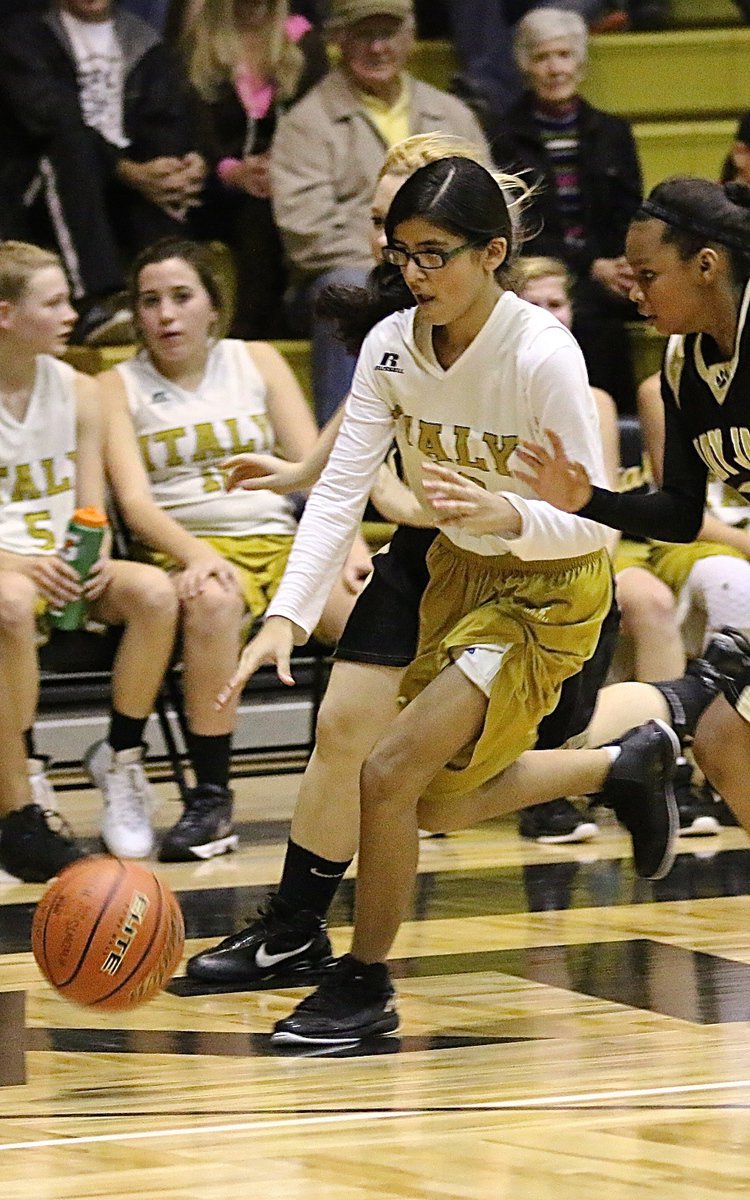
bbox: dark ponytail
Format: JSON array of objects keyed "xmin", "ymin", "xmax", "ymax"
[
  {"xmin": 315, "ymin": 262, "xmax": 415, "ymax": 355},
  {"xmin": 724, "ymin": 180, "xmax": 750, "ymax": 212}
]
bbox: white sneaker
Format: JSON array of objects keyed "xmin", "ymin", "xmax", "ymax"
[
  {"xmin": 27, "ymin": 756, "xmax": 58, "ymax": 811},
  {"xmin": 84, "ymin": 741, "xmax": 156, "ymax": 859}
]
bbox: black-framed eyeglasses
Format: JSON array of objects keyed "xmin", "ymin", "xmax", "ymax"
[{"xmin": 382, "ymin": 241, "xmax": 484, "ymax": 270}]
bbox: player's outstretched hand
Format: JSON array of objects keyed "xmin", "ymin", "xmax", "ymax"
[
  {"xmin": 513, "ymin": 429, "xmax": 594, "ymax": 512},
  {"xmin": 422, "ymin": 462, "xmax": 519, "ymax": 536},
  {"xmin": 220, "ymin": 453, "xmax": 308, "ymax": 494},
  {"xmin": 215, "ymin": 616, "xmax": 295, "ymax": 709}
]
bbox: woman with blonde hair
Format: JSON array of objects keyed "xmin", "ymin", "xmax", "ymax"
[{"xmin": 178, "ymin": 0, "xmax": 328, "ymax": 336}]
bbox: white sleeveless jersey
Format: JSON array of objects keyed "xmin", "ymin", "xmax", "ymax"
[
  {"xmin": 268, "ymin": 291, "xmax": 610, "ymax": 637},
  {"xmin": 116, "ymin": 340, "xmax": 297, "ymax": 536},
  {"xmin": 0, "ymin": 355, "xmax": 77, "ymax": 556}
]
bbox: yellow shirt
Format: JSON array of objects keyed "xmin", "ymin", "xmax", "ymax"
[{"xmin": 359, "ymin": 77, "xmax": 410, "ymax": 148}]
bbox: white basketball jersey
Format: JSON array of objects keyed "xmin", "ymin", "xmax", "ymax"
[
  {"xmin": 116, "ymin": 340, "xmax": 297, "ymax": 536},
  {"xmin": 0, "ymin": 356, "xmax": 77, "ymax": 556}
]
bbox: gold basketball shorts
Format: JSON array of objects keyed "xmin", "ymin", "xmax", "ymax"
[{"xmin": 399, "ymin": 535, "xmax": 613, "ymax": 799}]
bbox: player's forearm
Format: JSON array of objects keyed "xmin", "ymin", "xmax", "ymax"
[
  {"xmin": 116, "ymin": 493, "xmax": 206, "ymax": 564},
  {"xmin": 699, "ymin": 511, "xmax": 750, "ymax": 556}
]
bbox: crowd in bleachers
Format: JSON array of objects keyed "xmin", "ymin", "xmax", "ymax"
[{"xmin": 1, "ymin": 0, "xmax": 750, "ymax": 885}]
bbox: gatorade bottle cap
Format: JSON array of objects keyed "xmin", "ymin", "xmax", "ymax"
[{"xmin": 72, "ymin": 507, "xmax": 109, "ymax": 528}]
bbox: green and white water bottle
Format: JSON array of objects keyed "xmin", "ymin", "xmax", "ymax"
[{"xmin": 48, "ymin": 507, "xmax": 109, "ymax": 631}]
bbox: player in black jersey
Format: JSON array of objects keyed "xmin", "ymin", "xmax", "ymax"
[{"xmin": 516, "ymin": 175, "xmax": 750, "ymax": 835}]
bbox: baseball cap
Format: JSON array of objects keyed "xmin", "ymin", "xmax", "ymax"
[{"xmin": 326, "ymin": 0, "xmax": 413, "ymax": 30}]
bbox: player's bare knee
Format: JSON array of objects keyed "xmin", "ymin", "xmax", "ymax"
[
  {"xmin": 181, "ymin": 579, "xmax": 244, "ymax": 634},
  {"xmin": 360, "ymin": 742, "xmax": 408, "ymax": 809},
  {"xmin": 315, "ymin": 690, "xmax": 376, "ymax": 763},
  {"xmin": 0, "ymin": 573, "xmax": 38, "ymax": 634},
  {"xmin": 128, "ymin": 567, "xmax": 179, "ymax": 624},
  {"xmin": 619, "ymin": 575, "xmax": 676, "ymax": 635}
]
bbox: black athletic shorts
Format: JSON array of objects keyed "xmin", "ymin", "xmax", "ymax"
[
  {"xmin": 535, "ymin": 595, "xmax": 621, "ymax": 749},
  {"xmin": 335, "ymin": 525, "xmax": 437, "ymax": 667}
]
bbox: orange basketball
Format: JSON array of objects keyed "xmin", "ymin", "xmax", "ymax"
[{"xmin": 31, "ymin": 856, "xmax": 185, "ymax": 1011}]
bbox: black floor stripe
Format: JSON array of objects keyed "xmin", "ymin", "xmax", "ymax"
[
  {"xmin": 24, "ymin": 1028, "xmax": 535, "ymax": 1060},
  {"xmin": 173, "ymin": 940, "xmax": 750, "ymax": 1025},
  {"xmin": 4, "ymin": 847, "xmax": 750, "ymax": 955}
]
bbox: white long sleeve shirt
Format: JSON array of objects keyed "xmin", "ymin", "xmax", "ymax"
[{"xmin": 268, "ymin": 291, "xmax": 609, "ymax": 638}]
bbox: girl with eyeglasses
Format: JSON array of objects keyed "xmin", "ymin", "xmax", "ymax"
[{"xmin": 209, "ymin": 154, "xmax": 691, "ymax": 1045}]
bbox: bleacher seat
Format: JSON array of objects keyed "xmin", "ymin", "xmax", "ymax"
[{"xmin": 583, "ymin": 29, "xmax": 749, "ymax": 120}]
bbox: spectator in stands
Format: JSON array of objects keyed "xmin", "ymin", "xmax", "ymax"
[
  {"xmin": 489, "ymin": 6, "xmax": 643, "ymax": 411},
  {"xmin": 270, "ymin": 0, "xmax": 490, "ymax": 425},
  {"xmin": 443, "ymin": 1, "xmax": 608, "ymax": 118},
  {"xmin": 98, "ymin": 237, "xmax": 371, "ymax": 862},
  {"xmin": 0, "ymin": 0, "xmax": 206, "ymax": 346},
  {"xmin": 0, "ymin": 240, "xmax": 180, "ymax": 883},
  {"xmin": 179, "ymin": 0, "xmax": 328, "ymax": 338}
]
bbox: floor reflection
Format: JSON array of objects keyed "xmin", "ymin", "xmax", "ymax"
[{"xmin": 4, "ymin": 847, "xmax": 750, "ymax": 955}]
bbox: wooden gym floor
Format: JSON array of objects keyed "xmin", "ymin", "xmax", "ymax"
[{"xmin": 2, "ymin": 774, "xmax": 750, "ymax": 1198}]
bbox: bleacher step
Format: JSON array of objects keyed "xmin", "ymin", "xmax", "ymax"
[{"xmin": 411, "ymin": 31, "xmax": 750, "ymax": 121}]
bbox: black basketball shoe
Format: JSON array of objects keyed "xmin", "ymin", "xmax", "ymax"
[
  {"xmin": 272, "ymin": 954, "xmax": 399, "ymax": 1045},
  {"xmin": 0, "ymin": 804, "xmax": 85, "ymax": 883},
  {"xmin": 186, "ymin": 892, "xmax": 334, "ymax": 984},
  {"xmin": 158, "ymin": 784, "xmax": 238, "ymax": 862},
  {"xmin": 597, "ymin": 719, "xmax": 680, "ymax": 880},
  {"xmin": 700, "ymin": 626, "xmax": 750, "ymax": 696},
  {"xmin": 519, "ymin": 798, "xmax": 598, "ymax": 844}
]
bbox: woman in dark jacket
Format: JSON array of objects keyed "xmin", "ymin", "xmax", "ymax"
[
  {"xmin": 490, "ymin": 6, "xmax": 643, "ymax": 410},
  {"xmin": 180, "ymin": 0, "xmax": 328, "ymax": 337}
]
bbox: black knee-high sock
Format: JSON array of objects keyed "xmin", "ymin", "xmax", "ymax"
[
  {"xmin": 186, "ymin": 731, "xmax": 232, "ymax": 790},
  {"xmin": 278, "ymin": 838, "xmax": 352, "ymax": 920},
  {"xmin": 108, "ymin": 710, "xmax": 148, "ymax": 753}
]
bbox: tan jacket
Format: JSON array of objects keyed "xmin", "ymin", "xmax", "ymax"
[{"xmin": 270, "ymin": 67, "xmax": 490, "ymax": 279}]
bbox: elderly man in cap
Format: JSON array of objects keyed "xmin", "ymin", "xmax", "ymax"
[{"xmin": 270, "ymin": 0, "xmax": 489, "ymax": 425}]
